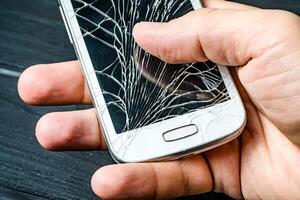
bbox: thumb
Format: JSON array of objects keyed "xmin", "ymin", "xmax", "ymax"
[{"xmin": 132, "ymin": 3, "xmax": 281, "ymax": 66}]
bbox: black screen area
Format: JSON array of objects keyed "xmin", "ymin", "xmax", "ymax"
[{"xmin": 71, "ymin": 0, "xmax": 230, "ymax": 133}]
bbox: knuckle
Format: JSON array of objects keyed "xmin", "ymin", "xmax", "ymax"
[
  {"xmin": 158, "ymin": 45, "xmax": 178, "ymax": 64},
  {"xmin": 276, "ymin": 10, "xmax": 299, "ymax": 22},
  {"xmin": 252, "ymin": 10, "xmax": 300, "ymax": 52},
  {"xmin": 178, "ymin": 161, "xmax": 192, "ymax": 195},
  {"xmin": 59, "ymin": 121, "xmax": 80, "ymax": 146},
  {"xmin": 270, "ymin": 10, "xmax": 300, "ymax": 31}
]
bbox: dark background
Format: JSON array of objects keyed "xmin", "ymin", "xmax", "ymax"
[{"xmin": 0, "ymin": 0, "xmax": 299, "ymax": 199}]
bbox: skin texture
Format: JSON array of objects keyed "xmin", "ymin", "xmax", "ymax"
[{"xmin": 17, "ymin": 0, "xmax": 300, "ymax": 199}]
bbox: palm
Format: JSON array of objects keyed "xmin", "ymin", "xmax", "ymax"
[
  {"xmin": 238, "ymin": 55, "xmax": 300, "ymax": 199},
  {"xmin": 201, "ymin": 31, "xmax": 300, "ymax": 197},
  {"xmin": 204, "ymin": 84, "xmax": 300, "ymax": 199},
  {"xmin": 240, "ymin": 108, "xmax": 300, "ymax": 199}
]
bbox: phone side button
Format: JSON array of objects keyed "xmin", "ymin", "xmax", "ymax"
[{"xmin": 163, "ymin": 124, "xmax": 198, "ymax": 142}]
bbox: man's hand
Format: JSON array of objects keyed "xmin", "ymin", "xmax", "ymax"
[{"xmin": 17, "ymin": 0, "xmax": 300, "ymax": 199}]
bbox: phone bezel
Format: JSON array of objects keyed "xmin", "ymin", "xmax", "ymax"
[{"xmin": 59, "ymin": 0, "xmax": 246, "ymax": 163}]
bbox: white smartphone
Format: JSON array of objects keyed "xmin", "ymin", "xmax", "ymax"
[{"xmin": 58, "ymin": 0, "xmax": 246, "ymax": 163}]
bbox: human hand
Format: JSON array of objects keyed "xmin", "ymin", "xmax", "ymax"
[{"xmin": 18, "ymin": 0, "xmax": 300, "ymax": 199}]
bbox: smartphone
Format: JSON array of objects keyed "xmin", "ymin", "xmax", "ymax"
[{"xmin": 58, "ymin": 0, "xmax": 246, "ymax": 163}]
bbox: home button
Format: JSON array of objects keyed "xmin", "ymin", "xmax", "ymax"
[{"xmin": 163, "ymin": 124, "xmax": 198, "ymax": 142}]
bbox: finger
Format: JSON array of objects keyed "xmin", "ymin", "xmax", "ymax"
[
  {"xmin": 18, "ymin": 61, "xmax": 92, "ymax": 105},
  {"xmin": 35, "ymin": 109, "xmax": 106, "ymax": 150},
  {"xmin": 91, "ymin": 156, "xmax": 213, "ymax": 199},
  {"xmin": 203, "ymin": 140, "xmax": 241, "ymax": 199},
  {"xmin": 133, "ymin": 4, "xmax": 279, "ymax": 66},
  {"xmin": 203, "ymin": 0, "xmax": 257, "ymax": 10}
]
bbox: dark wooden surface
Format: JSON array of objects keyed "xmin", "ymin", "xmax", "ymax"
[{"xmin": 0, "ymin": 0, "xmax": 299, "ymax": 200}]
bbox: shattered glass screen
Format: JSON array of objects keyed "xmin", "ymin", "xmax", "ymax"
[{"xmin": 71, "ymin": 0, "xmax": 230, "ymax": 133}]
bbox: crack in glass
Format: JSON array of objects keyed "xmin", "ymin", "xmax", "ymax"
[{"xmin": 71, "ymin": 0, "xmax": 230, "ymax": 134}]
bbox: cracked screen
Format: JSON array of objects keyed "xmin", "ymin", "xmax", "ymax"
[{"xmin": 71, "ymin": 0, "xmax": 230, "ymax": 133}]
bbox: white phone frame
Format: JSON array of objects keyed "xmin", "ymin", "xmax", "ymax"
[{"xmin": 59, "ymin": 0, "xmax": 246, "ymax": 163}]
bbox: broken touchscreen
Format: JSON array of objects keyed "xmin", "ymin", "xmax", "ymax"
[{"xmin": 71, "ymin": 0, "xmax": 230, "ymax": 134}]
